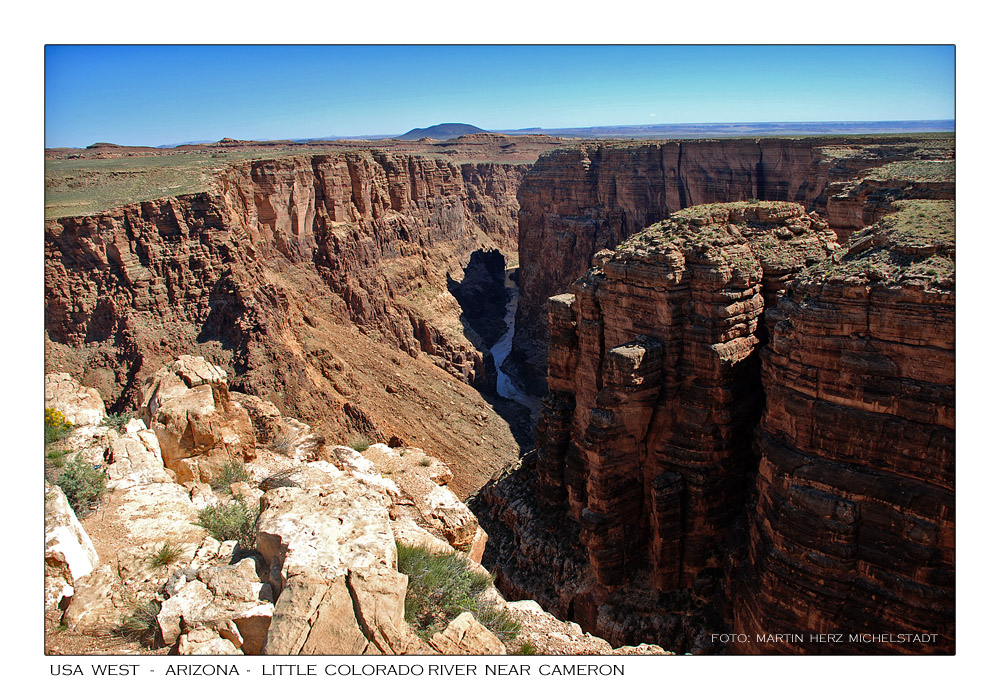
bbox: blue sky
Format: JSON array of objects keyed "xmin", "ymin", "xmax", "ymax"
[{"xmin": 44, "ymin": 45, "xmax": 955, "ymax": 147}]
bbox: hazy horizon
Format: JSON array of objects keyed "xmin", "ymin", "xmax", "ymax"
[{"xmin": 44, "ymin": 46, "xmax": 955, "ymax": 149}]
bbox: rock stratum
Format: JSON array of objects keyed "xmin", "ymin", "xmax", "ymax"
[
  {"xmin": 509, "ymin": 137, "xmax": 955, "ymax": 395},
  {"xmin": 46, "ymin": 151, "xmax": 528, "ymax": 497},
  {"xmin": 478, "ymin": 200, "xmax": 954, "ymax": 654}
]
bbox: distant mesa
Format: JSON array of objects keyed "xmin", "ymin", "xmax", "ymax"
[
  {"xmin": 397, "ymin": 123, "xmax": 488, "ymax": 141},
  {"xmin": 86, "ymin": 142, "xmax": 122, "ymax": 149}
]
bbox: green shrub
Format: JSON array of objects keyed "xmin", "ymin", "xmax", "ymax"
[
  {"xmin": 396, "ymin": 543, "xmax": 519, "ymax": 641},
  {"xmin": 419, "ymin": 456, "xmax": 433, "ymax": 467},
  {"xmin": 210, "ymin": 460, "xmax": 250, "ymax": 492},
  {"xmin": 113, "ymin": 598, "xmax": 162, "ymax": 648},
  {"xmin": 515, "ymin": 641, "xmax": 537, "ymax": 655},
  {"xmin": 55, "ymin": 457, "xmax": 106, "ymax": 516},
  {"xmin": 102, "ymin": 411, "xmax": 134, "ymax": 430},
  {"xmin": 148, "ymin": 542, "xmax": 185, "ymax": 569},
  {"xmin": 349, "ymin": 436, "xmax": 372, "ymax": 452},
  {"xmin": 45, "ymin": 408, "xmax": 74, "ymax": 445},
  {"xmin": 195, "ymin": 495, "xmax": 258, "ymax": 550}
]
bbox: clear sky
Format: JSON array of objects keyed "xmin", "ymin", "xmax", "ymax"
[{"xmin": 45, "ymin": 45, "xmax": 955, "ymax": 148}]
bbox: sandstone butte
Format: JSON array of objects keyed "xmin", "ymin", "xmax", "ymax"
[{"xmin": 44, "ymin": 133, "xmax": 955, "ymax": 655}]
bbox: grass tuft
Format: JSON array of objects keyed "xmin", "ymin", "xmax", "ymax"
[
  {"xmin": 349, "ymin": 436, "xmax": 372, "ymax": 452},
  {"xmin": 419, "ymin": 456, "xmax": 433, "ymax": 467},
  {"xmin": 147, "ymin": 542, "xmax": 185, "ymax": 569},
  {"xmin": 55, "ymin": 456, "xmax": 106, "ymax": 516},
  {"xmin": 515, "ymin": 640, "xmax": 537, "ymax": 655},
  {"xmin": 258, "ymin": 465, "xmax": 302, "ymax": 491},
  {"xmin": 113, "ymin": 598, "xmax": 162, "ymax": 648},
  {"xmin": 102, "ymin": 411, "xmax": 134, "ymax": 430},
  {"xmin": 210, "ymin": 460, "xmax": 250, "ymax": 492}
]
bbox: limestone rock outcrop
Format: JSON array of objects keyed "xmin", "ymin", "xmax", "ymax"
[
  {"xmin": 45, "ymin": 373, "xmax": 106, "ymax": 426},
  {"xmin": 138, "ymin": 356, "xmax": 255, "ymax": 483},
  {"xmin": 44, "ymin": 483, "xmax": 99, "ymax": 607}
]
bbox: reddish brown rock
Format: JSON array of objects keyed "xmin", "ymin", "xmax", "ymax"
[
  {"xmin": 510, "ymin": 136, "xmax": 955, "ymax": 394},
  {"xmin": 44, "ymin": 151, "xmax": 526, "ymax": 497},
  {"xmin": 730, "ymin": 200, "xmax": 955, "ymax": 654},
  {"xmin": 536, "ymin": 202, "xmax": 838, "ymax": 590}
]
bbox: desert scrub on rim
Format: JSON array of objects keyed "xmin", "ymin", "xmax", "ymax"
[
  {"xmin": 195, "ymin": 495, "xmax": 258, "ymax": 550},
  {"xmin": 396, "ymin": 543, "xmax": 520, "ymax": 641},
  {"xmin": 55, "ymin": 455, "xmax": 106, "ymax": 516}
]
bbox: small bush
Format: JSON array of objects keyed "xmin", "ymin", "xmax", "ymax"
[
  {"xmin": 102, "ymin": 411, "xmax": 134, "ymax": 430},
  {"xmin": 349, "ymin": 436, "xmax": 371, "ymax": 452},
  {"xmin": 148, "ymin": 542, "xmax": 185, "ymax": 569},
  {"xmin": 396, "ymin": 543, "xmax": 518, "ymax": 641},
  {"xmin": 45, "ymin": 408, "xmax": 74, "ymax": 445},
  {"xmin": 269, "ymin": 433, "xmax": 296, "ymax": 456},
  {"xmin": 515, "ymin": 641, "xmax": 537, "ymax": 655},
  {"xmin": 210, "ymin": 460, "xmax": 250, "ymax": 492},
  {"xmin": 55, "ymin": 457, "xmax": 106, "ymax": 516},
  {"xmin": 114, "ymin": 598, "xmax": 162, "ymax": 648},
  {"xmin": 195, "ymin": 495, "xmax": 258, "ymax": 550},
  {"xmin": 419, "ymin": 456, "xmax": 433, "ymax": 467}
]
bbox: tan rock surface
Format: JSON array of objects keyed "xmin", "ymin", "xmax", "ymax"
[
  {"xmin": 45, "ymin": 373, "xmax": 107, "ymax": 426},
  {"xmin": 428, "ymin": 612, "xmax": 505, "ymax": 655},
  {"xmin": 139, "ymin": 356, "xmax": 255, "ymax": 483},
  {"xmin": 44, "ymin": 483, "xmax": 99, "ymax": 608}
]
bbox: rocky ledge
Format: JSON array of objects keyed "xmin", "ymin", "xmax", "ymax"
[{"xmin": 44, "ymin": 357, "xmax": 665, "ymax": 657}]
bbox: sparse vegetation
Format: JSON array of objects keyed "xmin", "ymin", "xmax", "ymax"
[
  {"xmin": 195, "ymin": 495, "xmax": 258, "ymax": 550},
  {"xmin": 102, "ymin": 411, "xmax": 134, "ymax": 430},
  {"xmin": 54, "ymin": 456, "xmax": 106, "ymax": 516},
  {"xmin": 269, "ymin": 432, "xmax": 296, "ymax": 456},
  {"xmin": 419, "ymin": 456, "xmax": 433, "ymax": 467},
  {"xmin": 113, "ymin": 598, "xmax": 162, "ymax": 648},
  {"xmin": 396, "ymin": 543, "xmax": 520, "ymax": 641},
  {"xmin": 147, "ymin": 541, "xmax": 185, "ymax": 569},
  {"xmin": 46, "ymin": 449, "xmax": 68, "ymax": 469},
  {"xmin": 515, "ymin": 641, "xmax": 537, "ymax": 655},
  {"xmin": 45, "ymin": 408, "xmax": 74, "ymax": 445},
  {"xmin": 210, "ymin": 460, "xmax": 250, "ymax": 492},
  {"xmin": 349, "ymin": 436, "xmax": 372, "ymax": 452}
]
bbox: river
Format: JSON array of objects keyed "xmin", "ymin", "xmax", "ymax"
[{"xmin": 489, "ymin": 268, "xmax": 543, "ymax": 421}]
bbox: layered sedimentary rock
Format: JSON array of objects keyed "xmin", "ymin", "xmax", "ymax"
[
  {"xmin": 510, "ymin": 136, "xmax": 955, "ymax": 393},
  {"xmin": 45, "ymin": 152, "xmax": 526, "ymax": 495},
  {"xmin": 538, "ymin": 202, "xmax": 837, "ymax": 588},
  {"xmin": 730, "ymin": 200, "xmax": 955, "ymax": 653},
  {"xmin": 480, "ymin": 203, "xmax": 839, "ymax": 651}
]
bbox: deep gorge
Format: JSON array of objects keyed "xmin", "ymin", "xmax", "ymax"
[{"xmin": 44, "ymin": 135, "xmax": 955, "ymax": 654}]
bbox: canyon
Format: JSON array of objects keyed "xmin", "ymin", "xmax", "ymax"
[{"xmin": 44, "ymin": 132, "xmax": 955, "ymax": 655}]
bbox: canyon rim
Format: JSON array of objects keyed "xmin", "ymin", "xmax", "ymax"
[{"xmin": 39, "ymin": 45, "xmax": 958, "ymax": 669}]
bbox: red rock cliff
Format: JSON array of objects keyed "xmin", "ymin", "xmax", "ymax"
[
  {"xmin": 730, "ymin": 200, "xmax": 955, "ymax": 653},
  {"xmin": 510, "ymin": 136, "xmax": 955, "ymax": 394},
  {"xmin": 45, "ymin": 152, "xmax": 527, "ymax": 497}
]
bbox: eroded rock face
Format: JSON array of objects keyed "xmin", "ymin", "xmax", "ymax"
[
  {"xmin": 730, "ymin": 200, "xmax": 955, "ymax": 653},
  {"xmin": 510, "ymin": 137, "xmax": 955, "ymax": 394},
  {"xmin": 535, "ymin": 203, "xmax": 838, "ymax": 591},
  {"xmin": 44, "ymin": 152, "xmax": 525, "ymax": 497},
  {"xmin": 139, "ymin": 356, "xmax": 255, "ymax": 483},
  {"xmin": 44, "ymin": 483, "xmax": 99, "ymax": 607},
  {"xmin": 480, "ymin": 199, "xmax": 955, "ymax": 654}
]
